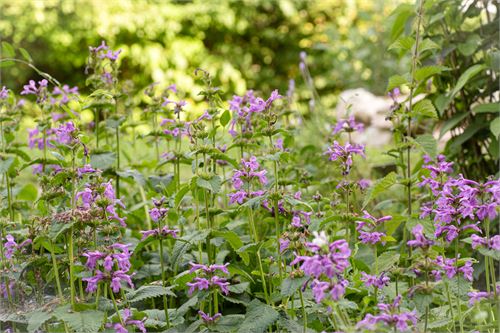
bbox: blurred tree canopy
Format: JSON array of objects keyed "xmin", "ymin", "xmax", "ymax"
[{"xmin": 0, "ymin": 0, "xmax": 409, "ymax": 105}]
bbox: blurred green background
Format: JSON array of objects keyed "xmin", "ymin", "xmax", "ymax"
[{"xmin": 0, "ymin": 0, "xmax": 409, "ymax": 105}]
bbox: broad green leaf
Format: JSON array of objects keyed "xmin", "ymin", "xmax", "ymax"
[
  {"xmin": 197, "ymin": 175, "xmax": 221, "ymax": 193},
  {"xmin": 27, "ymin": 311, "xmax": 52, "ymax": 333},
  {"xmin": 363, "ymin": 172, "xmax": 398, "ymax": 208},
  {"xmin": 388, "ymin": 36, "xmax": 415, "ymax": 52},
  {"xmin": 418, "ymin": 38, "xmax": 440, "ymax": 53},
  {"xmin": 415, "ymin": 65, "xmax": 449, "ymax": 82},
  {"xmin": 212, "ymin": 230, "xmax": 249, "ymax": 265},
  {"xmin": 17, "ymin": 184, "xmax": 38, "ymax": 201},
  {"xmin": 116, "ymin": 169, "xmax": 146, "ymax": 186},
  {"xmin": 386, "ymin": 74, "xmax": 409, "ymax": 92},
  {"xmin": 280, "ymin": 276, "xmax": 308, "ymax": 297},
  {"xmin": 237, "ymin": 299, "xmax": 279, "ymax": 333},
  {"xmin": 126, "ymin": 285, "xmax": 176, "ymax": 303},
  {"xmin": 90, "ymin": 151, "xmax": 116, "ymax": 170},
  {"xmin": 389, "ymin": 4, "xmax": 414, "ymax": 41},
  {"xmin": 213, "ymin": 314, "xmax": 245, "ymax": 332},
  {"xmin": 19, "ymin": 48, "xmax": 33, "ymax": 63},
  {"xmin": 412, "ymin": 99, "xmax": 437, "ymax": 119},
  {"xmin": 228, "ymin": 282, "xmax": 250, "ymax": 294},
  {"xmin": 54, "ymin": 305, "xmax": 104, "ymax": 333},
  {"xmin": 376, "ymin": 251, "xmax": 400, "ymax": 273},
  {"xmin": 415, "ymin": 134, "xmax": 437, "ymax": 158},
  {"xmin": 449, "ymin": 121, "xmax": 485, "ymax": 150},
  {"xmin": 175, "ymin": 184, "xmax": 190, "ymax": 208}
]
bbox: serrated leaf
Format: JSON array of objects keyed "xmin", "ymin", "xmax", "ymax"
[
  {"xmin": 90, "ymin": 151, "xmax": 116, "ymax": 170},
  {"xmin": 412, "ymin": 99, "xmax": 437, "ymax": 119},
  {"xmin": 415, "ymin": 134, "xmax": 437, "ymax": 158},
  {"xmin": 280, "ymin": 276, "xmax": 308, "ymax": 297},
  {"xmin": 388, "ymin": 36, "xmax": 415, "ymax": 52},
  {"xmin": 54, "ymin": 305, "xmax": 104, "ymax": 333},
  {"xmin": 212, "ymin": 230, "xmax": 249, "ymax": 265},
  {"xmin": 27, "ymin": 311, "xmax": 52, "ymax": 333},
  {"xmin": 387, "ymin": 74, "xmax": 409, "ymax": 92},
  {"xmin": 237, "ymin": 299, "xmax": 279, "ymax": 333},
  {"xmin": 415, "ymin": 65, "xmax": 449, "ymax": 82},
  {"xmin": 197, "ymin": 175, "xmax": 221, "ymax": 193},
  {"xmin": 376, "ymin": 251, "xmax": 400, "ymax": 273},
  {"xmin": 363, "ymin": 172, "xmax": 398, "ymax": 208},
  {"xmin": 213, "ymin": 314, "xmax": 245, "ymax": 332},
  {"xmin": 126, "ymin": 285, "xmax": 176, "ymax": 303},
  {"xmin": 418, "ymin": 38, "xmax": 440, "ymax": 53}
]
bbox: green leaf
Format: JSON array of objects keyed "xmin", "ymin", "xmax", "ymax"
[
  {"xmin": 237, "ymin": 299, "xmax": 279, "ymax": 333},
  {"xmin": 363, "ymin": 172, "xmax": 398, "ymax": 208},
  {"xmin": 212, "ymin": 230, "xmax": 249, "ymax": 265},
  {"xmin": 376, "ymin": 251, "xmax": 400, "ymax": 273},
  {"xmin": 126, "ymin": 285, "xmax": 176, "ymax": 303},
  {"xmin": 54, "ymin": 305, "xmax": 104, "ymax": 333},
  {"xmin": 175, "ymin": 184, "xmax": 190, "ymax": 208},
  {"xmin": 388, "ymin": 36, "xmax": 415, "ymax": 52},
  {"xmin": 449, "ymin": 121, "xmax": 485, "ymax": 150},
  {"xmin": 450, "ymin": 64, "xmax": 486, "ymax": 99},
  {"xmin": 220, "ymin": 110, "xmax": 231, "ymax": 127},
  {"xmin": 116, "ymin": 169, "xmax": 146, "ymax": 186},
  {"xmin": 1, "ymin": 41, "xmax": 15, "ymax": 58},
  {"xmin": 412, "ymin": 99, "xmax": 437, "ymax": 119},
  {"xmin": 415, "ymin": 134, "xmax": 437, "ymax": 158},
  {"xmin": 17, "ymin": 183, "xmax": 38, "ymax": 201},
  {"xmin": 90, "ymin": 151, "xmax": 116, "ymax": 170},
  {"xmin": 415, "ymin": 65, "xmax": 449, "ymax": 82},
  {"xmin": 439, "ymin": 112, "xmax": 468, "ymax": 138},
  {"xmin": 390, "ymin": 4, "xmax": 414, "ymax": 41},
  {"xmin": 213, "ymin": 314, "xmax": 245, "ymax": 332},
  {"xmin": 49, "ymin": 221, "xmax": 76, "ymax": 240},
  {"xmin": 490, "ymin": 117, "xmax": 500, "ymax": 138},
  {"xmin": 386, "ymin": 74, "xmax": 409, "ymax": 92},
  {"xmin": 228, "ymin": 282, "xmax": 250, "ymax": 294},
  {"xmin": 197, "ymin": 175, "xmax": 221, "ymax": 193},
  {"xmin": 280, "ymin": 276, "xmax": 308, "ymax": 297},
  {"xmin": 418, "ymin": 38, "xmax": 440, "ymax": 53},
  {"xmin": 27, "ymin": 311, "xmax": 52, "ymax": 333},
  {"xmin": 19, "ymin": 48, "xmax": 33, "ymax": 63},
  {"xmin": 473, "ymin": 103, "xmax": 499, "ymax": 114},
  {"xmin": 478, "ymin": 247, "xmax": 500, "ymax": 261}
]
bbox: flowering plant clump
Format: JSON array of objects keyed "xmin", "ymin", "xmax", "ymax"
[{"xmin": 0, "ymin": 13, "xmax": 498, "ymax": 333}]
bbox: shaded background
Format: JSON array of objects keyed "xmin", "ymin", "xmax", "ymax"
[{"xmin": 0, "ymin": 0, "xmax": 409, "ymax": 106}]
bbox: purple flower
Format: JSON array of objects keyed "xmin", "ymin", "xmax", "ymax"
[
  {"xmin": 279, "ymin": 238, "xmax": 290, "ymax": 253},
  {"xmin": 107, "ymin": 309, "xmax": 146, "ymax": 333},
  {"xmin": 468, "ymin": 291, "xmax": 490, "ymax": 306},
  {"xmin": 361, "ymin": 272, "xmax": 390, "ymax": 289},
  {"xmin": 198, "ymin": 311, "xmax": 222, "ymax": 324},
  {"xmin": 0, "ymin": 86, "xmax": 9, "ymax": 99},
  {"xmin": 3, "ymin": 235, "xmax": 31, "ymax": 259},
  {"xmin": 332, "ymin": 115, "xmax": 364, "ymax": 134},
  {"xmin": 325, "ymin": 141, "xmax": 365, "ymax": 175},
  {"xmin": 77, "ymin": 164, "xmax": 97, "ymax": 177},
  {"xmin": 407, "ymin": 224, "xmax": 434, "ymax": 248},
  {"xmin": 356, "ymin": 296, "xmax": 417, "ymax": 331},
  {"xmin": 187, "ymin": 277, "xmax": 210, "ymax": 295},
  {"xmin": 140, "ymin": 227, "xmax": 178, "ymax": 240},
  {"xmin": 359, "ymin": 231, "xmax": 386, "ymax": 245}
]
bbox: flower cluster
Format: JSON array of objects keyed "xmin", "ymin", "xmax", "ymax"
[
  {"xmin": 228, "ymin": 90, "xmax": 281, "ymax": 137},
  {"xmin": 229, "ymin": 156, "xmax": 268, "ymax": 204},
  {"xmin": 431, "ymin": 255, "xmax": 474, "ymax": 282},
  {"xmin": 3, "ymin": 234, "xmax": 32, "ymax": 259},
  {"xmin": 76, "ymin": 180, "xmax": 126, "ymax": 226},
  {"xmin": 198, "ymin": 310, "xmax": 222, "ymax": 325},
  {"xmin": 468, "ymin": 285, "xmax": 500, "ymax": 306},
  {"xmin": 186, "ymin": 262, "xmax": 230, "ymax": 296},
  {"xmin": 356, "ymin": 296, "xmax": 417, "ymax": 331},
  {"xmin": 407, "ymin": 224, "xmax": 434, "ymax": 249},
  {"xmin": 106, "ymin": 308, "xmax": 146, "ymax": 333},
  {"xmin": 82, "ymin": 243, "xmax": 134, "ymax": 293},
  {"xmin": 21, "ymin": 79, "xmax": 48, "ymax": 102},
  {"xmin": 471, "ymin": 234, "xmax": 500, "ymax": 251},
  {"xmin": 332, "ymin": 115, "xmax": 364, "ymax": 135},
  {"xmin": 291, "ymin": 233, "xmax": 351, "ymax": 303},
  {"xmin": 360, "ymin": 272, "xmax": 390, "ymax": 289},
  {"xmin": 325, "ymin": 141, "xmax": 365, "ymax": 175},
  {"xmin": 419, "ymin": 155, "xmax": 500, "ymax": 243},
  {"xmin": 50, "ymin": 85, "xmax": 79, "ymax": 106},
  {"xmin": 356, "ymin": 211, "xmax": 391, "ymax": 245}
]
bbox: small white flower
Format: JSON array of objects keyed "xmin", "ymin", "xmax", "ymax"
[{"xmin": 312, "ymin": 231, "xmax": 328, "ymax": 248}]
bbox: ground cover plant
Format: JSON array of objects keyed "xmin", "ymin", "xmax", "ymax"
[{"xmin": 0, "ymin": 1, "xmax": 499, "ymax": 332}]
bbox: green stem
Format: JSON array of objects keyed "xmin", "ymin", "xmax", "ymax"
[
  {"xmin": 455, "ymin": 240, "xmax": 464, "ymax": 333},
  {"xmin": 256, "ymin": 249, "xmax": 270, "ymax": 305},
  {"xmin": 445, "ymin": 281, "xmax": 457, "ymax": 333},
  {"xmin": 49, "ymin": 240, "xmax": 64, "ymax": 300},
  {"xmin": 298, "ymin": 289, "xmax": 307, "ymax": 332},
  {"xmin": 109, "ymin": 285, "xmax": 124, "ymax": 325},
  {"xmin": 159, "ymin": 237, "xmax": 171, "ymax": 328}
]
